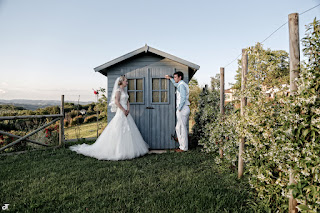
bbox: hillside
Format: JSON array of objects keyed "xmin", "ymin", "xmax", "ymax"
[{"xmin": 0, "ymin": 99, "xmax": 93, "ymax": 110}]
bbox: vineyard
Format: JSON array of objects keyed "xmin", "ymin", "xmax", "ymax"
[{"xmin": 192, "ymin": 17, "xmax": 320, "ymax": 212}]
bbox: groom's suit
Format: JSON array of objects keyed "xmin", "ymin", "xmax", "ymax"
[{"xmin": 170, "ymin": 79, "xmax": 190, "ymax": 151}]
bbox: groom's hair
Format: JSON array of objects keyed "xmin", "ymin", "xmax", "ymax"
[{"xmin": 173, "ymin": 71, "xmax": 184, "ymax": 80}]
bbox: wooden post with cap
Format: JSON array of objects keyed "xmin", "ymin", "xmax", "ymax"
[{"xmin": 288, "ymin": 12, "xmax": 300, "ymax": 213}]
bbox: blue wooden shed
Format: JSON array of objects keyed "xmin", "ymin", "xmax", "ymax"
[{"xmin": 94, "ymin": 45, "xmax": 200, "ymax": 149}]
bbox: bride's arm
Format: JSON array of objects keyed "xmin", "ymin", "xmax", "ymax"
[{"xmin": 115, "ymin": 91, "xmax": 126, "ymax": 115}]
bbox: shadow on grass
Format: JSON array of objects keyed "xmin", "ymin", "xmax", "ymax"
[{"xmin": 0, "ymin": 143, "xmax": 262, "ymax": 212}]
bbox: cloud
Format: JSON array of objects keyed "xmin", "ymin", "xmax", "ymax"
[{"xmin": 0, "ymin": 89, "xmax": 6, "ymax": 94}]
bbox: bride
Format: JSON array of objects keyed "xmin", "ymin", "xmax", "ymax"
[{"xmin": 69, "ymin": 75, "xmax": 149, "ymax": 160}]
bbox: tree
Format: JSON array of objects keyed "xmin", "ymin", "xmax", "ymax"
[
  {"xmin": 232, "ymin": 43, "xmax": 289, "ymax": 90},
  {"xmin": 210, "ymin": 74, "xmax": 220, "ymax": 90},
  {"xmin": 95, "ymin": 94, "xmax": 108, "ymax": 122}
]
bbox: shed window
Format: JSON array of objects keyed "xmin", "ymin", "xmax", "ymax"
[
  {"xmin": 128, "ymin": 78, "xmax": 144, "ymax": 104},
  {"xmin": 152, "ymin": 78, "xmax": 169, "ymax": 104}
]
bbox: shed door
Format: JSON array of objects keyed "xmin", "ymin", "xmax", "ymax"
[{"xmin": 127, "ymin": 67, "xmax": 176, "ymax": 149}]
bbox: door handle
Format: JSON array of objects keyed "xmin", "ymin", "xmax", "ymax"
[{"xmin": 146, "ymin": 106, "xmax": 154, "ymax": 109}]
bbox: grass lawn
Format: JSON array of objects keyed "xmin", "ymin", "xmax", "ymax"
[
  {"xmin": 0, "ymin": 142, "xmax": 262, "ymax": 212},
  {"xmin": 64, "ymin": 122, "xmax": 107, "ymax": 140}
]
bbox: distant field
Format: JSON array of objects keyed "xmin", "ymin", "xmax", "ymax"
[
  {"xmin": 64, "ymin": 121, "xmax": 107, "ymax": 140},
  {"xmin": 65, "ymin": 120, "xmax": 193, "ymax": 140}
]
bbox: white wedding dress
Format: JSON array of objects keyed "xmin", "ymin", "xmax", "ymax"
[{"xmin": 69, "ymin": 87, "xmax": 149, "ymax": 160}]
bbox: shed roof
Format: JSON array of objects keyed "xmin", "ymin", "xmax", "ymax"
[{"xmin": 94, "ymin": 44, "xmax": 200, "ymax": 73}]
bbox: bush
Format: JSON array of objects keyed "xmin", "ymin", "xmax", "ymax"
[
  {"xmin": 69, "ymin": 115, "xmax": 84, "ymax": 127},
  {"xmin": 192, "ymin": 86, "xmax": 220, "ymax": 149},
  {"xmin": 84, "ymin": 115, "xmax": 97, "ymax": 124},
  {"xmin": 64, "ymin": 119, "xmax": 69, "ymax": 127},
  {"xmin": 69, "ymin": 110, "xmax": 79, "ymax": 119},
  {"xmin": 0, "ymin": 130, "xmax": 27, "ymax": 152}
]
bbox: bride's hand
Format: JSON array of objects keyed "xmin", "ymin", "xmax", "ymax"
[{"xmin": 123, "ymin": 110, "xmax": 129, "ymax": 117}]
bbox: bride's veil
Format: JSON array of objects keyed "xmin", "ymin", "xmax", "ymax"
[{"xmin": 109, "ymin": 77, "xmax": 121, "ymax": 112}]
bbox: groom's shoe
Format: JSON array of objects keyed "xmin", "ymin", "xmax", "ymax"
[{"xmin": 175, "ymin": 149, "xmax": 184, "ymax": 152}]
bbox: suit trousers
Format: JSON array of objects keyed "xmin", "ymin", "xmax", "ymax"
[{"xmin": 176, "ymin": 105, "xmax": 190, "ymax": 151}]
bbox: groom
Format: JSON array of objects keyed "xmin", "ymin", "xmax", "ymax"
[{"xmin": 165, "ymin": 71, "xmax": 190, "ymax": 152}]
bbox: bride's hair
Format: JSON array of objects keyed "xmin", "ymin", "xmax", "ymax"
[{"xmin": 118, "ymin": 75, "xmax": 126, "ymax": 85}]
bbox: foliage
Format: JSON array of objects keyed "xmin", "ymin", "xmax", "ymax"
[
  {"xmin": 67, "ymin": 109, "xmax": 79, "ymax": 119},
  {"xmin": 0, "ymin": 104, "xmax": 25, "ymax": 110},
  {"xmin": 225, "ymin": 43, "xmax": 292, "ymax": 212},
  {"xmin": 199, "ymin": 17, "xmax": 320, "ymax": 212},
  {"xmin": 94, "ymin": 93, "xmax": 108, "ymax": 122},
  {"xmin": 192, "ymin": 84, "xmax": 220, "ymax": 149},
  {"xmin": 211, "ymin": 73, "xmax": 220, "ymax": 90},
  {"xmin": 208, "ymin": 103, "xmax": 239, "ymax": 166},
  {"xmin": 232, "ymin": 43, "xmax": 289, "ymax": 90},
  {"xmin": 63, "ymin": 119, "xmax": 69, "ymax": 127},
  {"xmin": 238, "ymin": 18, "xmax": 320, "ymax": 212},
  {"xmin": 0, "ymin": 108, "xmax": 35, "ymax": 117},
  {"xmin": 192, "ymin": 74, "xmax": 239, "ymax": 166},
  {"xmin": 289, "ymin": 18, "xmax": 320, "ymax": 212},
  {"xmin": 0, "ymin": 121, "xmax": 59, "ymax": 153},
  {"xmin": 85, "ymin": 104, "xmax": 96, "ymax": 115},
  {"xmin": 69, "ymin": 115, "xmax": 84, "ymax": 127},
  {"xmin": 188, "ymin": 78, "xmax": 201, "ymax": 126},
  {"xmin": 64, "ymin": 102, "xmax": 76, "ymax": 113},
  {"xmin": 39, "ymin": 124, "xmax": 59, "ymax": 146},
  {"xmin": 83, "ymin": 115, "xmax": 98, "ymax": 124},
  {"xmin": 0, "ymin": 130, "xmax": 27, "ymax": 152},
  {"xmin": 35, "ymin": 105, "xmax": 60, "ymax": 115}
]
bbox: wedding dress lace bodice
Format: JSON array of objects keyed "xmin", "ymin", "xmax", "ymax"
[{"xmin": 117, "ymin": 88, "xmax": 129, "ymax": 110}]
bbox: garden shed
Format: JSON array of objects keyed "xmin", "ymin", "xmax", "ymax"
[{"xmin": 94, "ymin": 45, "xmax": 200, "ymax": 149}]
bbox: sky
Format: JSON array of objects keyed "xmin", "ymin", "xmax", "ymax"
[{"xmin": 0, "ymin": 0, "xmax": 319, "ymax": 102}]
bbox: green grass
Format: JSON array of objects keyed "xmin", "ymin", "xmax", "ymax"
[
  {"xmin": 64, "ymin": 122, "xmax": 107, "ymax": 140},
  {"xmin": 0, "ymin": 143, "xmax": 261, "ymax": 212}
]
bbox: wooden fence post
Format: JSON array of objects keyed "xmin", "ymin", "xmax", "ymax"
[
  {"xmin": 220, "ymin": 67, "xmax": 225, "ymax": 115},
  {"xmin": 288, "ymin": 12, "xmax": 300, "ymax": 213},
  {"xmin": 289, "ymin": 13, "xmax": 300, "ymax": 95},
  {"xmin": 238, "ymin": 49, "xmax": 248, "ymax": 179},
  {"xmin": 59, "ymin": 95, "xmax": 65, "ymax": 147},
  {"xmin": 220, "ymin": 67, "xmax": 225, "ymax": 158}
]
